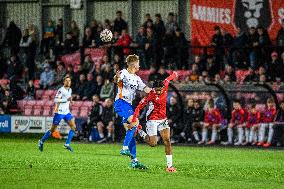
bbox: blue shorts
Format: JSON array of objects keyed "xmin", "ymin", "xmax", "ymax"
[
  {"xmin": 114, "ymin": 99, "xmax": 134, "ymax": 124},
  {"xmin": 52, "ymin": 113, "xmax": 73, "ymax": 126}
]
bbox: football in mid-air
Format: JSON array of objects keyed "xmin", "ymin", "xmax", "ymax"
[{"xmin": 100, "ymin": 29, "xmax": 113, "ymax": 42}]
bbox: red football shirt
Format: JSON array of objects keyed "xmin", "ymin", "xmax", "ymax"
[
  {"xmin": 204, "ymin": 108, "xmax": 222, "ymax": 125},
  {"xmin": 133, "ymin": 72, "xmax": 177, "ymax": 121},
  {"xmin": 231, "ymin": 108, "xmax": 247, "ymax": 124}
]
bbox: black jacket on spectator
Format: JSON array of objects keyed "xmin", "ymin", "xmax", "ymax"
[
  {"xmin": 223, "ymin": 33, "xmax": 234, "ymax": 47},
  {"xmin": 26, "ymin": 85, "xmax": 35, "ymax": 99},
  {"xmin": 82, "ymin": 36, "xmax": 92, "ymax": 48},
  {"xmin": 74, "ymin": 80, "xmax": 87, "ymax": 99},
  {"xmin": 89, "ymin": 103, "xmax": 103, "ymax": 125},
  {"xmin": 83, "ymin": 80, "xmax": 98, "ymax": 100},
  {"xmin": 244, "ymin": 72, "xmax": 258, "ymax": 82},
  {"xmin": 153, "ymin": 21, "xmax": 166, "ymax": 42},
  {"xmin": 191, "ymin": 107, "xmax": 204, "ymax": 122},
  {"xmin": 267, "ymin": 61, "xmax": 284, "ymax": 81},
  {"xmin": 148, "ymin": 72, "xmax": 160, "ymax": 83},
  {"xmin": 101, "ymin": 106, "xmax": 114, "ymax": 125},
  {"xmin": 135, "ymin": 33, "xmax": 147, "ymax": 50},
  {"xmin": 232, "ymin": 32, "xmax": 248, "ymax": 48},
  {"xmin": 2, "ymin": 22, "xmax": 22, "ymax": 53},
  {"xmin": 207, "ymin": 62, "xmax": 219, "ymax": 79},
  {"xmin": 113, "ymin": 19, "xmax": 127, "ymax": 33},
  {"xmin": 167, "ymin": 102, "xmax": 181, "ymax": 130},
  {"xmin": 64, "ymin": 38, "xmax": 79, "ymax": 54},
  {"xmin": 56, "ymin": 24, "xmax": 63, "ymax": 43},
  {"xmin": 174, "ymin": 32, "xmax": 189, "ymax": 69}
]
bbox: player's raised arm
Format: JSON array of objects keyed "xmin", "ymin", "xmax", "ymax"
[{"xmin": 164, "ymin": 71, "xmax": 178, "ymax": 86}]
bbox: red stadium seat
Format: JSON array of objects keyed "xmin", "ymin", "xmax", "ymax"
[
  {"xmin": 80, "ymin": 106, "xmax": 89, "ymax": 112},
  {"xmin": 24, "ymin": 106, "xmax": 33, "ymax": 116},
  {"xmin": 73, "ymin": 101, "xmax": 84, "ymax": 107},
  {"xmin": 17, "ymin": 100, "xmax": 26, "ymax": 110},
  {"xmin": 42, "ymin": 107, "xmax": 51, "ymax": 116},
  {"xmin": 35, "ymin": 100, "xmax": 46, "ymax": 106},
  {"xmin": 26, "ymin": 100, "xmax": 37, "ymax": 106},
  {"xmin": 0, "ymin": 79, "xmax": 10, "ymax": 85},
  {"xmin": 46, "ymin": 100, "xmax": 54, "ymax": 107},
  {"xmin": 36, "ymin": 90, "xmax": 44, "ymax": 99},
  {"xmin": 79, "ymin": 109, "xmax": 88, "ymax": 118},
  {"xmin": 82, "ymin": 101, "xmax": 93, "ymax": 108},
  {"xmin": 71, "ymin": 109, "xmax": 79, "ymax": 118},
  {"xmin": 33, "ymin": 106, "xmax": 42, "ymax": 116},
  {"xmin": 43, "ymin": 90, "xmax": 56, "ymax": 99}
]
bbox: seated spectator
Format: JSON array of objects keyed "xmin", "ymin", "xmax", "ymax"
[
  {"xmin": 53, "ymin": 62, "xmax": 66, "ymax": 89},
  {"xmin": 244, "ymin": 67, "xmax": 258, "ymax": 82},
  {"xmin": 73, "ymin": 74, "xmax": 87, "ymax": 100},
  {"xmin": 214, "ymin": 74, "xmax": 223, "ymax": 84},
  {"xmin": 73, "ymin": 64, "xmax": 84, "ymax": 83},
  {"xmin": 267, "ymin": 51, "xmax": 283, "ymax": 81},
  {"xmin": 95, "ymin": 75, "xmax": 104, "ymax": 96},
  {"xmin": 83, "ymin": 73, "xmax": 97, "ymax": 100},
  {"xmin": 82, "ymin": 27, "xmax": 94, "ymax": 48},
  {"xmin": 87, "ymin": 95, "xmax": 103, "ymax": 141},
  {"xmin": 114, "ymin": 29, "xmax": 132, "ymax": 55},
  {"xmin": 7, "ymin": 55, "xmax": 23, "ymax": 79},
  {"xmin": 40, "ymin": 63, "xmax": 55, "ymax": 89},
  {"xmin": 230, "ymin": 27, "xmax": 248, "ymax": 68},
  {"xmin": 167, "ymin": 96, "xmax": 182, "ymax": 143},
  {"xmin": 182, "ymin": 98, "xmax": 194, "ymax": 142},
  {"xmin": 64, "ymin": 32, "xmax": 78, "ymax": 54},
  {"xmin": 83, "ymin": 56, "xmax": 95, "ymax": 74},
  {"xmin": 1, "ymin": 90, "xmax": 17, "ymax": 113},
  {"xmin": 24, "ymin": 80, "xmax": 35, "ymax": 100},
  {"xmin": 191, "ymin": 55, "xmax": 205, "ymax": 73},
  {"xmin": 66, "ymin": 64, "xmax": 74, "ymax": 79},
  {"xmin": 191, "ymin": 100, "xmax": 205, "ymax": 143},
  {"xmin": 103, "ymin": 19, "xmax": 113, "ymax": 31},
  {"xmin": 186, "ymin": 63, "xmax": 199, "ymax": 82},
  {"xmin": 97, "ymin": 98, "xmax": 114, "ymax": 142},
  {"xmin": 205, "ymin": 55, "xmax": 219, "ymax": 79},
  {"xmin": 223, "ymin": 65, "xmax": 236, "ymax": 82},
  {"xmin": 100, "ymin": 79, "xmax": 114, "ymax": 100},
  {"xmin": 69, "ymin": 20, "xmax": 80, "ymax": 43},
  {"xmin": 101, "ymin": 64, "xmax": 114, "ymax": 81}
]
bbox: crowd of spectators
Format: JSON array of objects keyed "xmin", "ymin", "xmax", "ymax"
[{"xmin": 0, "ymin": 10, "xmax": 284, "ymax": 144}]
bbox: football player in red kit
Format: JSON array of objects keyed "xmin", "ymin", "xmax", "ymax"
[
  {"xmin": 132, "ymin": 71, "xmax": 178, "ymax": 172},
  {"xmin": 224, "ymin": 100, "xmax": 247, "ymax": 145},
  {"xmin": 198, "ymin": 99, "xmax": 222, "ymax": 145},
  {"xmin": 245, "ymin": 103, "xmax": 261, "ymax": 145},
  {"xmin": 258, "ymin": 98, "xmax": 276, "ymax": 147}
]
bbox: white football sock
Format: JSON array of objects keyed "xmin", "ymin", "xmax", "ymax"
[
  {"xmin": 123, "ymin": 146, "xmax": 129, "ymax": 150},
  {"xmin": 193, "ymin": 131, "xmax": 200, "ymax": 141},
  {"xmin": 201, "ymin": 128, "xmax": 208, "ymax": 142},
  {"xmin": 211, "ymin": 128, "xmax": 217, "ymax": 142},
  {"xmin": 238, "ymin": 127, "xmax": 244, "ymax": 143},
  {"xmin": 245, "ymin": 128, "xmax": 250, "ymax": 143},
  {"xmin": 138, "ymin": 129, "xmax": 147, "ymax": 139},
  {"xmin": 249, "ymin": 129, "xmax": 254, "ymax": 143},
  {"xmin": 267, "ymin": 124, "xmax": 274, "ymax": 143},
  {"xmin": 166, "ymin": 155, "xmax": 173, "ymax": 168},
  {"xmin": 253, "ymin": 131, "xmax": 258, "ymax": 143},
  {"xmin": 227, "ymin": 127, "xmax": 233, "ymax": 143},
  {"xmin": 258, "ymin": 124, "xmax": 266, "ymax": 142}
]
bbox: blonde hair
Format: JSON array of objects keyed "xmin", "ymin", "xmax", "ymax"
[{"xmin": 126, "ymin": 54, "xmax": 139, "ymax": 66}]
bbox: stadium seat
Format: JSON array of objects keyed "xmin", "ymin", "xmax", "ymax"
[
  {"xmin": 46, "ymin": 100, "xmax": 54, "ymax": 107},
  {"xmin": 79, "ymin": 109, "xmax": 88, "ymax": 118},
  {"xmin": 71, "ymin": 109, "xmax": 79, "ymax": 118},
  {"xmin": 33, "ymin": 106, "xmax": 42, "ymax": 116},
  {"xmin": 80, "ymin": 106, "xmax": 89, "ymax": 112},
  {"xmin": 26, "ymin": 100, "xmax": 37, "ymax": 106},
  {"xmin": 36, "ymin": 90, "xmax": 44, "ymax": 99},
  {"xmin": 73, "ymin": 101, "xmax": 84, "ymax": 107},
  {"xmin": 82, "ymin": 101, "xmax": 93, "ymax": 108},
  {"xmin": 0, "ymin": 79, "xmax": 10, "ymax": 85},
  {"xmin": 35, "ymin": 100, "xmax": 46, "ymax": 106},
  {"xmin": 17, "ymin": 100, "xmax": 26, "ymax": 110},
  {"xmin": 43, "ymin": 90, "xmax": 56, "ymax": 99},
  {"xmin": 42, "ymin": 107, "xmax": 51, "ymax": 116},
  {"xmin": 24, "ymin": 106, "xmax": 33, "ymax": 116}
]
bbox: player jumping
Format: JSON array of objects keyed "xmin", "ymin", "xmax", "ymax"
[
  {"xmin": 113, "ymin": 54, "xmax": 151, "ymax": 169},
  {"xmin": 132, "ymin": 71, "xmax": 178, "ymax": 172},
  {"xmin": 38, "ymin": 76, "xmax": 76, "ymax": 152}
]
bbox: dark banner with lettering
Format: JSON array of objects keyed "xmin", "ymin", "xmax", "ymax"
[{"xmin": 190, "ymin": 0, "xmax": 284, "ymax": 46}]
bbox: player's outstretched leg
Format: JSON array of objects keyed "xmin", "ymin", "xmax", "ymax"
[
  {"xmin": 120, "ymin": 125, "xmax": 136, "ymax": 157},
  {"xmin": 64, "ymin": 118, "xmax": 76, "ymax": 152},
  {"xmin": 128, "ymin": 137, "xmax": 147, "ymax": 169},
  {"xmin": 160, "ymin": 128, "xmax": 176, "ymax": 172},
  {"xmin": 38, "ymin": 125, "xmax": 57, "ymax": 152}
]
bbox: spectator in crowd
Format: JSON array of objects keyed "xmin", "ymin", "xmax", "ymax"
[
  {"xmin": 1, "ymin": 89, "xmax": 17, "ymax": 113},
  {"xmin": 247, "ymin": 27, "xmax": 259, "ymax": 69},
  {"xmin": 7, "ymin": 55, "xmax": 23, "ymax": 79},
  {"xmin": 221, "ymin": 28, "xmax": 234, "ymax": 47},
  {"xmin": 83, "ymin": 73, "xmax": 97, "ymax": 100},
  {"xmin": 244, "ymin": 67, "xmax": 258, "ymax": 82},
  {"xmin": 66, "ymin": 65, "xmax": 74, "ymax": 80},
  {"xmin": 223, "ymin": 65, "xmax": 236, "ymax": 82},
  {"xmin": 2, "ymin": 21, "xmax": 22, "ymax": 55},
  {"xmin": 276, "ymin": 19, "xmax": 284, "ymax": 46},
  {"xmin": 73, "ymin": 74, "xmax": 87, "ymax": 100},
  {"xmin": 205, "ymin": 55, "xmax": 219, "ymax": 79},
  {"xmin": 87, "ymin": 95, "xmax": 103, "ymax": 141},
  {"xmin": 186, "ymin": 63, "xmax": 199, "ymax": 82},
  {"xmin": 162, "ymin": 30, "xmax": 175, "ymax": 67},
  {"xmin": 101, "ymin": 64, "xmax": 114, "ymax": 81},
  {"xmin": 133, "ymin": 26, "xmax": 147, "ymax": 69},
  {"xmin": 182, "ymin": 98, "xmax": 194, "ymax": 142},
  {"xmin": 82, "ymin": 27, "xmax": 94, "ymax": 48},
  {"xmin": 41, "ymin": 20, "xmax": 55, "ymax": 54},
  {"xmin": 104, "ymin": 19, "xmax": 113, "ymax": 31},
  {"xmin": 100, "ymin": 79, "xmax": 113, "ymax": 100},
  {"xmin": 73, "ymin": 64, "xmax": 84, "ymax": 83},
  {"xmin": 83, "ymin": 56, "xmax": 95, "ymax": 74},
  {"xmin": 257, "ymin": 27, "xmax": 271, "ymax": 66},
  {"xmin": 167, "ymin": 96, "xmax": 182, "ymax": 142},
  {"xmin": 95, "ymin": 75, "xmax": 104, "ymax": 95},
  {"xmin": 230, "ymin": 27, "xmax": 248, "ymax": 68},
  {"xmin": 90, "ymin": 19, "xmax": 98, "ymax": 37},
  {"xmin": 40, "ymin": 63, "xmax": 55, "ymax": 89},
  {"xmin": 55, "ymin": 18, "xmax": 64, "ymax": 44},
  {"xmin": 145, "ymin": 27, "xmax": 157, "ymax": 67},
  {"xmin": 97, "ymin": 98, "xmax": 114, "ymax": 142},
  {"xmin": 0, "ymin": 53, "xmax": 7, "ymax": 78},
  {"xmin": 267, "ymin": 51, "xmax": 282, "ymax": 81},
  {"xmin": 24, "ymin": 80, "xmax": 35, "ymax": 100},
  {"xmin": 114, "ymin": 29, "xmax": 132, "ymax": 55},
  {"xmin": 273, "ymin": 100, "xmax": 284, "ymax": 147},
  {"xmin": 53, "ymin": 62, "xmax": 66, "ymax": 89},
  {"xmin": 64, "ymin": 32, "xmax": 79, "ymax": 54},
  {"xmin": 148, "ymin": 65, "xmax": 159, "ymax": 83},
  {"xmin": 142, "ymin": 13, "xmax": 153, "ymax": 29},
  {"xmin": 165, "ymin": 12, "xmax": 178, "ymax": 34},
  {"xmin": 191, "ymin": 100, "xmax": 204, "ymax": 143},
  {"xmin": 211, "ymin": 26, "xmax": 224, "ymax": 67},
  {"xmin": 19, "ymin": 29, "xmax": 32, "ymax": 65},
  {"xmin": 191, "ymin": 55, "xmax": 205, "ymax": 72},
  {"xmin": 157, "ymin": 65, "xmax": 169, "ymax": 80},
  {"xmin": 69, "ymin": 20, "xmax": 80, "ymax": 42},
  {"xmin": 0, "ymin": 22, "xmax": 5, "ymax": 46},
  {"xmin": 174, "ymin": 28, "xmax": 188, "ymax": 69},
  {"xmin": 113, "ymin": 10, "xmax": 127, "ymax": 33},
  {"xmin": 153, "ymin": 14, "xmax": 166, "ymax": 65}
]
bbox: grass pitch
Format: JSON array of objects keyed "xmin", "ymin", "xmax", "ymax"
[{"xmin": 0, "ymin": 136, "xmax": 284, "ymax": 189}]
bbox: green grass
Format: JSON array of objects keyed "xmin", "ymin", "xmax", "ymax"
[{"xmin": 0, "ymin": 137, "xmax": 284, "ymax": 189}]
